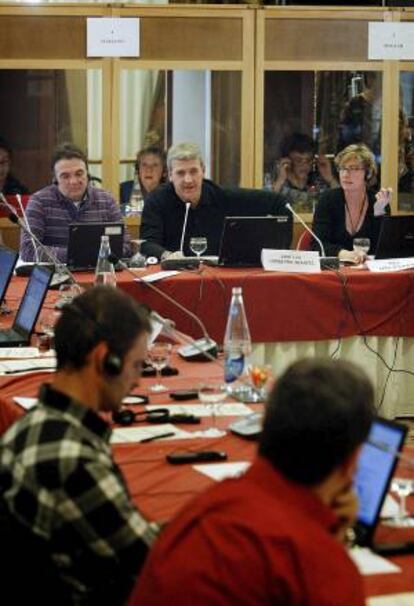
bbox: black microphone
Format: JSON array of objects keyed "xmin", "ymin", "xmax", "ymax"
[
  {"xmin": 1, "ymin": 200, "xmax": 80, "ymax": 291},
  {"xmin": 108, "ymin": 253, "xmax": 218, "ymax": 361},
  {"xmin": 284, "ymin": 202, "xmax": 339, "ymax": 270}
]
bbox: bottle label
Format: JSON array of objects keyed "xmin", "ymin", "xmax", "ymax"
[{"xmin": 225, "ymin": 354, "xmax": 245, "ymax": 383}]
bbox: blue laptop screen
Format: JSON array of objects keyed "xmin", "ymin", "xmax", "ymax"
[
  {"xmin": 354, "ymin": 419, "xmax": 406, "ymax": 527},
  {"xmin": 0, "ymin": 247, "xmax": 18, "ymax": 303},
  {"xmin": 14, "ymin": 266, "xmax": 51, "ymax": 335}
]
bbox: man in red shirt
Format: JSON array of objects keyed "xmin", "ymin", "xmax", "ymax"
[{"xmin": 129, "ymin": 358, "xmax": 375, "ymax": 606}]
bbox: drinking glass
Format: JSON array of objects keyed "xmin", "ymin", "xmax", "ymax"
[
  {"xmin": 353, "ymin": 238, "xmax": 370, "ymax": 255},
  {"xmin": 190, "ymin": 237, "xmax": 207, "ymax": 259},
  {"xmin": 148, "ymin": 342, "xmax": 172, "ymax": 392},
  {"xmin": 198, "ymin": 382, "xmax": 227, "ymax": 404},
  {"xmin": 389, "ymin": 478, "xmax": 414, "ymax": 526}
]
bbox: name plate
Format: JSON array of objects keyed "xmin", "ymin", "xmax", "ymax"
[
  {"xmin": 261, "ymin": 249, "xmax": 320, "ymax": 273},
  {"xmin": 87, "ymin": 18, "xmax": 140, "ymax": 57},
  {"xmin": 366, "ymin": 257, "xmax": 414, "ymax": 273},
  {"xmin": 368, "ymin": 22, "xmax": 414, "ymax": 60}
]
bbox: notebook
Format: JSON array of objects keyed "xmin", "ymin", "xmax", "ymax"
[
  {"xmin": 375, "ymin": 216, "xmax": 414, "ymax": 260},
  {"xmin": 0, "ymin": 265, "xmax": 53, "ymax": 347},
  {"xmin": 0, "ymin": 246, "xmax": 18, "ymax": 306},
  {"xmin": 67, "ymin": 222, "xmax": 124, "ymax": 271},
  {"xmin": 218, "ymin": 215, "xmax": 292, "ymax": 267},
  {"xmin": 353, "ymin": 417, "xmax": 407, "ymax": 548}
]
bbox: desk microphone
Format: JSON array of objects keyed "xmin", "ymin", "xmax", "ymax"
[
  {"xmin": 108, "ymin": 253, "xmax": 217, "ymax": 361},
  {"xmin": 1, "ymin": 201, "xmax": 79, "ymax": 291}
]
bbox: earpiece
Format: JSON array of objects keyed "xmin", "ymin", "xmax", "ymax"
[
  {"xmin": 365, "ymin": 169, "xmax": 373, "ymax": 181},
  {"xmin": 103, "ymin": 352, "xmax": 123, "ymax": 376}
]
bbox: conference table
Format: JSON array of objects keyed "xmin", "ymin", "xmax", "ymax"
[{"xmin": 106, "ymin": 264, "xmax": 414, "ymax": 419}]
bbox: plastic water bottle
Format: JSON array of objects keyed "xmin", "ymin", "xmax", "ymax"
[
  {"xmin": 95, "ymin": 235, "xmax": 116, "ymax": 287},
  {"xmin": 127, "ymin": 178, "xmax": 144, "ymax": 216},
  {"xmin": 223, "ymin": 287, "xmax": 252, "ymax": 384}
]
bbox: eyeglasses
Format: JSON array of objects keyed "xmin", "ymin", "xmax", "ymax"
[{"xmin": 339, "ymin": 166, "xmax": 364, "ymax": 173}]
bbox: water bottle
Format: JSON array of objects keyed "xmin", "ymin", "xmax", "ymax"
[
  {"xmin": 127, "ymin": 178, "xmax": 144, "ymax": 216},
  {"xmin": 95, "ymin": 235, "xmax": 117, "ymax": 287},
  {"xmin": 223, "ymin": 287, "xmax": 252, "ymax": 384}
]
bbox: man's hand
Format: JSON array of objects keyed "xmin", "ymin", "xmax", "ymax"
[
  {"xmin": 317, "ymin": 155, "xmax": 337, "ymax": 187},
  {"xmin": 331, "ymin": 484, "xmax": 359, "ymax": 544},
  {"xmin": 272, "ymin": 157, "xmax": 291, "ymax": 192}
]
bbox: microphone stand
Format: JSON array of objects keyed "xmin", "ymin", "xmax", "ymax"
[
  {"xmin": 109, "ymin": 253, "xmax": 217, "ymax": 360},
  {"xmin": 0, "ymin": 198, "xmax": 81, "ymax": 292}
]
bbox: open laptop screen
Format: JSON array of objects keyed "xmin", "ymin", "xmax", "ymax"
[
  {"xmin": 0, "ymin": 246, "xmax": 18, "ymax": 305},
  {"xmin": 375, "ymin": 216, "xmax": 414, "ymax": 260},
  {"xmin": 353, "ymin": 417, "xmax": 407, "ymax": 545},
  {"xmin": 67, "ymin": 222, "xmax": 124, "ymax": 270},
  {"xmin": 14, "ymin": 265, "xmax": 53, "ymax": 337},
  {"xmin": 218, "ymin": 216, "xmax": 292, "ymax": 268}
]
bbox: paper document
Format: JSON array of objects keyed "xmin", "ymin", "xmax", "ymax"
[
  {"xmin": 111, "ymin": 424, "xmax": 225, "ymax": 444},
  {"xmin": 145, "ymin": 403, "xmax": 253, "ymax": 417},
  {"xmin": 138, "ymin": 271, "xmax": 179, "ymax": 283},
  {"xmin": 193, "ymin": 462, "xmax": 251, "ymax": 482},
  {"xmin": 0, "ymin": 347, "xmax": 55, "ymax": 359},
  {"xmin": 366, "ymin": 258, "xmax": 414, "ymax": 272},
  {"xmin": 0, "ymin": 358, "xmax": 56, "ymax": 374},
  {"xmin": 367, "ymin": 593, "xmax": 414, "ymax": 606},
  {"xmin": 13, "ymin": 397, "xmax": 37, "ymax": 410},
  {"xmin": 349, "ymin": 547, "xmax": 401, "ymax": 575}
]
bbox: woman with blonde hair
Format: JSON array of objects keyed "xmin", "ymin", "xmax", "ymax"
[{"xmin": 312, "ymin": 143, "xmax": 391, "ymax": 263}]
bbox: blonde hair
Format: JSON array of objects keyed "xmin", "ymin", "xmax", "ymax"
[
  {"xmin": 167, "ymin": 142, "xmax": 204, "ymax": 172},
  {"xmin": 335, "ymin": 143, "xmax": 377, "ymax": 185}
]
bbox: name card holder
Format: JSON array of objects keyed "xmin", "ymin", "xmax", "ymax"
[{"xmin": 261, "ymin": 249, "xmax": 321, "ymax": 273}]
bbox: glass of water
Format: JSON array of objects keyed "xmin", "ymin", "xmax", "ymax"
[
  {"xmin": 148, "ymin": 342, "xmax": 172, "ymax": 393},
  {"xmin": 190, "ymin": 237, "xmax": 207, "ymax": 259},
  {"xmin": 390, "ymin": 478, "xmax": 414, "ymax": 526},
  {"xmin": 198, "ymin": 382, "xmax": 227, "ymax": 404},
  {"xmin": 353, "ymin": 238, "xmax": 370, "ymax": 255}
]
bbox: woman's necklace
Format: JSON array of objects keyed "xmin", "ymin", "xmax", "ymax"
[{"xmin": 345, "ymin": 194, "xmax": 367, "ymax": 235}]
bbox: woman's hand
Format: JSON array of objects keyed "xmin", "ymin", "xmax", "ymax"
[
  {"xmin": 338, "ymin": 249, "xmax": 366, "ymax": 265},
  {"xmin": 374, "ymin": 187, "xmax": 392, "ymax": 217}
]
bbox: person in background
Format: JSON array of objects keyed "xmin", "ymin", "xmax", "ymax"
[
  {"xmin": 120, "ymin": 146, "xmax": 167, "ymax": 208},
  {"xmin": 272, "ymin": 132, "xmax": 338, "ymax": 213},
  {"xmin": 129, "ymin": 358, "xmax": 374, "ymax": 606},
  {"xmin": 0, "ymin": 286, "xmax": 158, "ymax": 605},
  {"xmin": 312, "ymin": 143, "xmax": 391, "ymax": 263},
  {"xmin": 0, "ymin": 137, "xmax": 29, "ymax": 196},
  {"xmin": 20, "ymin": 143, "xmax": 130, "ymax": 262},
  {"xmin": 140, "ymin": 142, "xmax": 291, "ymax": 261}
]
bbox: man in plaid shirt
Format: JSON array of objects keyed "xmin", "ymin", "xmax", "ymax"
[{"xmin": 0, "ymin": 286, "xmax": 158, "ymax": 604}]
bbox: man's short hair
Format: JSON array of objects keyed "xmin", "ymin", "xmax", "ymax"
[
  {"xmin": 259, "ymin": 358, "xmax": 375, "ymax": 486},
  {"xmin": 54, "ymin": 286, "xmax": 151, "ymax": 370},
  {"xmin": 167, "ymin": 142, "xmax": 204, "ymax": 172},
  {"xmin": 279, "ymin": 133, "xmax": 316, "ymax": 158},
  {"xmin": 51, "ymin": 143, "xmax": 88, "ymax": 173}
]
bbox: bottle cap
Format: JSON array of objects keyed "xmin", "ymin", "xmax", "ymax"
[{"xmin": 232, "ymin": 286, "xmax": 242, "ymax": 295}]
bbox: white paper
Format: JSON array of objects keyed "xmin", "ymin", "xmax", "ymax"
[
  {"xmin": 13, "ymin": 397, "xmax": 37, "ymax": 410},
  {"xmin": 349, "ymin": 547, "xmax": 401, "ymax": 575},
  {"xmin": 145, "ymin": 403, "xmax": 253, "ymax": 417},
  {"xmin": 380, "ymin": 493, "xmax": 399, "ymax": 519},
  {"xmin": 137, "ymin": 270, "xmax": 179, "ymax": 283},
  {"xmin": 0, "ymin": 347, "xmax": 54, "ymax": 359},
  {"xmin": 193, "ymin": 461, "xmax": 251, "ymax": 482},
  {"xmin": 367, "ymin": 593, "xmax": 414, "ymax": 606},
  {"xmin": 366, "ymin": 258, "xmax": 414, "ymax": 273},
  {"xmin": 0, "ymin": 358, "xmax": 56, "ymax": 374},
  {"xmin": 87, "ymin": 18, "xmax": 140, "ymax": 58},
  {"xmin": 110, "ymin": 424, "xmax": 226, "ymax": 444},
  {"xmin": 261, "ymin": 249, "xmax": 320, "ymax": 273},
  {"xmin": 369, "ymin": 22, "xmax": 414, "ymax": 60}
]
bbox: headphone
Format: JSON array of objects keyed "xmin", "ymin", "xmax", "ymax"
[
  {"xmin": 67, "ymin": 300, "xmax": 124, "ymax": 377},
  {"xmin": 112, "ymin": 408, "xmax": 201, "ymax": 426}
]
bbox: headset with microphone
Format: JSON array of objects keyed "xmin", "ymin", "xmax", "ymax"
[{"xmin": 112, "ymin": 407, "xmax": 200, "ymax": 426}]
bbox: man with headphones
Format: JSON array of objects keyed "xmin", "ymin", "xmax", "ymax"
[
  {"xmin": 0, "ymin": 286, "xmax": 157, "ymax": 605},
  {"xmin": 311, "ymin": 143, "xmax": 391, "ymax": 264},
  {"xmin": 20, "ymin": 142, "xmax": 130, "ymax": 262}
]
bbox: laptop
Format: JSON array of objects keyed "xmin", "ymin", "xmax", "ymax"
[
  {"xmin": 67, "ymin": 222, "xmax": 124, "ymax": 271},
  {"xmin": 218, "ymin": 215, "xmax": 292, "ymax": 267},
  {"xmin": 375, "ymin": 216, "xmax": 414, "ymax": 260},
  {"xmin": 353, "ymin": 417, "xmax": 407, "ymax": 549},
  {"xmin": 0, "ymin": 265, "xmax": 53, "ymax": 347},
  {"xmin": 0, "ymin": 246, "xmax": 18, "ymax": 306}
]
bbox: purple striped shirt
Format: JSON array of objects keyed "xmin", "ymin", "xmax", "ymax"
[{"xmin": 20, "ymin": 184, "xmax": 130, "ymax": 262}]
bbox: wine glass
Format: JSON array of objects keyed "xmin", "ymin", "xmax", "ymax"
[
  {"xmin": 190, "ymin": 237, "xmax": 207, "ymax": 259},
  {"xmin": 148, "ymin": 342, "xmax": 172, "ymax": 393},
  {"xmin": 389, "ymin": 478, "xmax": 414, "ymax": 526},
  {"xmin": 353, "ymin": 238, "xmax": 370, "ymax": 255}
]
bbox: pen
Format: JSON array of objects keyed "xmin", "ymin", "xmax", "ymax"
[{"xmin": 140, "ymin": 431, "xmax": 175, "ymax": 444}]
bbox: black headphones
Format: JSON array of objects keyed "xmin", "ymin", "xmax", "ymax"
[{"xmin": 112, "ymin": 408, "xmax": 200, "ymax": 426}]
